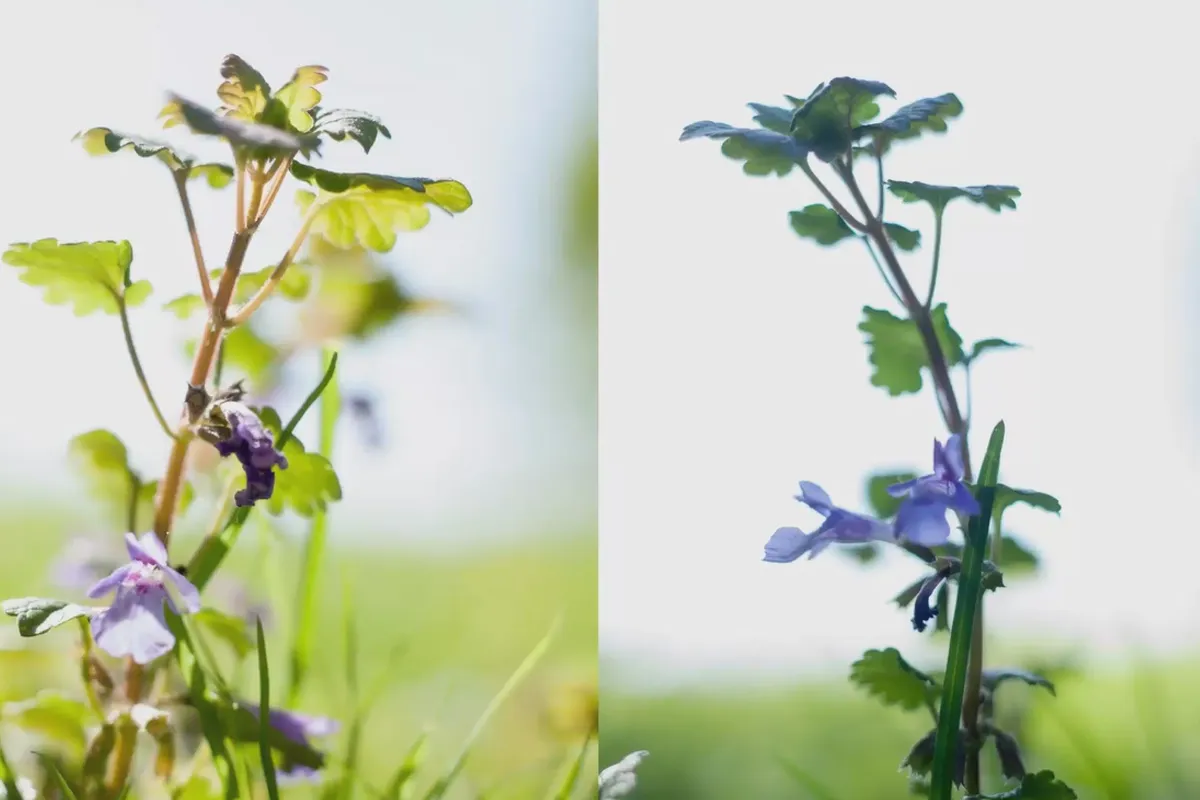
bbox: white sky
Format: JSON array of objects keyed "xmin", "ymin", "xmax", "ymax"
[
  {"xmin": 0, "ymin": 0, "xmax": 596, "ymax": 548},
  {"xmin": 599, "ymin": 0, "xmax": 1200, "ymax": 683}
]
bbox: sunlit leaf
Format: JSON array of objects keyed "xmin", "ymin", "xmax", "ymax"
[
  {"xmin": 229, "ymin": 264, "xmax": 311, "ymax": 304},
  {"xmin": 291, "ymin": 162, "xmax": 471, "ymax": 251},
  {"xmin": 2, "ymin": 239, "xmax": 149, "ymax": 316},
  {"xmin": 855, "ymin": 94, "xmax": 963, "ymax": 153},
  {"xmin": 789, "ymin": 77, "xmax": 895, "ymax": 162},
  {"xmin": 788, "ymin": 203, "xmax": 854, "ymax": 246},
  {"xmin": 172, "ymin": 775, "xmax": 221, "ymax": 799},
  {"xmin": 311, "ymin": 107, "xmax": 393, "ymax": 153},
  {"xmin": 74, "ymin": 128, "xmax": 234, "ymax": 188},
  {"xmin": 963, "ymin": 770, "xmax": 1076, "ymax": 800},
  {"xmin": 170, "ymin": 94, "xmax": 318, "ymax": 156},
  {"xmin": 254, "ymin": 408, "xmax": 342, "ymax": 518},
  {"xmin": 271, "ymin": 65, "xmax": 328, "ymax": 133},
  {"xmin": 164, "ymin": 293, "xmax": 206, "ymax": 319},
  {"xmin": 216, "ymin": 54, "xmax": 271, "ymax": 121},
  {"xmin": 2, "ymin": 598, "xmax": 95, "ymax": 637},
  {"xmin": 3, "ymin": 691, "xmax": 91, "ymax": 751},
  {"xmin": 680, "ymin": 119, "xmax": 806, "ymax": 177},
  {"xmin": 859, "ymin": 304, "xmax": 964, "ymax": 396},
  {"xmin": 887, "ymin": 180, "xmax": 1021, "ymax": 213},
  {"xmin": 849, "ymin": 648, "xmax": 937, "ymax": 711}
]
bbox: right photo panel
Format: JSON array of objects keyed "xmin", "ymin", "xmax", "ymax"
[{"xmin": 599, "ymin": 2, "xmax": 1200, "ymax": 798}]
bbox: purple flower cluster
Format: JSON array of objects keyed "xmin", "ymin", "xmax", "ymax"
[
  {"xmin": 763, "ymin": 434, "xmax": 977, "ymax": 562},
  {"xmin": 87, "ymin": 533, "xmax": 201, "ymax": 664},
  {"xmin": 243, "ymin": 701, "xmax": 338, "ymax": 783},
  {"xmin": 212, "ymin": 401, "xmax": 289, "ymax": 508}
]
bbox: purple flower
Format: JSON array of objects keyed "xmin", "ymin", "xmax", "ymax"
[
  {"xmin": 763, "ymin": 481, "xmax": 893, "ymax": 562},
  {"xmin": 887, "ymin": 435, "xmax": 980, "ymax": 547},
  {"xmin": 212, "ymin": 401, "xmax": 288, "ymax": 508},
  {"xmin": 243, "ymin": 702, "xmax": 338, "ymax": 782},
  {"xmin": 87, "ymin": 533, "xmax": 201, "ymax": 664}
]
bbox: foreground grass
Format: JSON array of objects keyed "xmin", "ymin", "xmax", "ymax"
[{"xmin": 0, "ymin": 503, "xmax": 598, "ymax": 798}]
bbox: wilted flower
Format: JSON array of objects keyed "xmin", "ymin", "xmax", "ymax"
[
  {"xmin": 600, "ymin": 750, "xmax": 649, "ymax": 799},
  {"xmin": 87, "ymin": 533, "xmax": 201, "ymax": 664},
  {"xmin": 242, "ymin": 702, "xmax": 338, "ymax": 783},
  {"xmin": 912, "ymin": 571, "xmax": 949, "ymax": 632},
  {"xmin": 763, "ymin": 481, "xmax": 893, "ymax": 562},
  {"xmin": 888, "ymin": 435, "xmax": 979, "ymax": 547},
  {"xmin": 209, "ymin": 400, "xmax": 288, "ymax": 508}
]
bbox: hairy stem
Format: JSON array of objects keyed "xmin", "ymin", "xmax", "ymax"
[
  {"xmin": 172, "ymin": 172, "xmax": 213, "ymax": 307},
  {"xmin": 924, "ymin": 208, "xmax": 945, "ymax": 309},
  {"xmin": 118, "ymin": 295, "xmax": 176, "ymax": 441}
]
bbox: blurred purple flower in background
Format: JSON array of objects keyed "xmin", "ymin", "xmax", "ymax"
[
  {"xmin": 242, "ymin": 701, "xmax": 338, "ymax": 782},
  {"xmin": 888, "ymin": 435, "xmax": 979, "ymax": 547},
  {"xmin": 763, "ymin": 481, "xmax": 893, "ymax": 563},
  {"xmin": 87, "ymin": 533, "xmax": 201, "ymax": 664}
]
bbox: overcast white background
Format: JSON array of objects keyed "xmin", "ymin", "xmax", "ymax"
[
  {"xmin": 0, "ymin": 0, "xmax": 596, "ymax": 548},
  {"xmin": 600, "ymin": 0, "xmax": 1200, "ymax": 685}
]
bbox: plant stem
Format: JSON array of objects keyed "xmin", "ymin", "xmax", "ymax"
[
  {"xmin": 118, "ymin": 296, "xmax": 177, "ymax": 440},
  {"xmin": 874, "ymin": 145, "xmax": 886, "ymax": 219},
  {"xmin": 172, "ymin": 172, "xmax": 214, "ymax": 307},
  {"xmin": 799, "ymin": 160, "xmax": 868, "ymax": 232},
  {"xmin": 924, "ymin": 209, "xmax": 945, "ymax": 309},
  {"xmin": 227, "ymin": 204, "xmax": 320, "ymax": 326},
  {"xmin": 253, "ymin": 156, "xmax": 294, "ymax": 227},
  {"xmin": 104, "ymin": 662, "xmax": 144, "ymax": 797},
  {"xmin": 860, "ymin": 237, "xmax": 904, "ymax": 305}
]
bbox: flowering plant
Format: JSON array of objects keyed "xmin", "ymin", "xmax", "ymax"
[{"xmin": 682, "ymin": 77, "xmax": 1071, "ymax": 800}]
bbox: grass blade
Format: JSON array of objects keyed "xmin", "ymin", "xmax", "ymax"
[
  {"xmin": 0, "ymin": 737, "xmax": 22, "ymax": 800},
  {"xmin": 423, "ymin": 616, "xmax": 563, "ymax": 800},
  {"xmin": 548, "ymin": 729, "xmax": 596, "ymax": 800},
  {"xmin": 337, "ymin": 570, "xmax": 364, "ymax": 799},
  {"xmin": 256, "ymin": 617, "xmax": 281, "ymax": 800},
  {"xmin": 384, "ymin": 734, "xmax": 429, "ymax": 799},
  {"xmin": 775, "ymin": 755, "xmax": 841, "ymax": 800},
  {"xmin": 930, "ymin": 420, "xmax": 1005, "ymax": 799},
  {"xmin": 37, "ymin": 753, "xmax": 80, "ymax": 799},
  {"xmin": 288, "ymin": 347, "xmax": 341, "ymax": 704}
]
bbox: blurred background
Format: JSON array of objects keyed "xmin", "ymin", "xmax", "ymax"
[
  {"xmin": 0, "ymin": 0, "xmax": 596, "ymax": 796},
  {"xmin": 600, "ymin": 1, "xmax": 1200, "ymax": 797}
]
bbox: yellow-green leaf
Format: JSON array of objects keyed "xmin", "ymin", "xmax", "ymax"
[
  {"xmin": 75, "ymin": 127, "xmax": 233, "ymax": 188},
  {"xmin": 3, "ymin": 691, "xmax": 91, "ymax": 751},
  {"xmin": 164, "ymin": 293, "xmax": 206, "ymax": 319},
  {"xmin": 272, "ymin": 65, "xmax": 328, "ymax": 133},
  {"xmin": 216, "ymin": 54, "xmax": 271, "ymax": 121},
  {"xmin": 2, "ymin": 239, "xmax": 148, "ymax": 316}
]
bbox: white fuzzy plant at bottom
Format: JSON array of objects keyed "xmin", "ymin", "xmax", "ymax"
[{"xmin": 599, "ymin": 750, "xmax": 650, "ymax": 799}]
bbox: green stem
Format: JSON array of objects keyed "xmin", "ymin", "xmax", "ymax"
[
  {"xmin": 874, "ymin": 143, "xmax": 886, "ymax": 219},
  {"xmin": 118, "ymin": 296, "xmax": 177, "ymax": 440},
  {"xmin": 860, "ymin": 237, "xmax": 904, "ymax": 306},
  {"xmin": 286, "ymin": 347, "xmax": 341, "ymax": 704},
  {"xmin": 924, "ymin": 208, "xmax": 945, "ymax": 309}
]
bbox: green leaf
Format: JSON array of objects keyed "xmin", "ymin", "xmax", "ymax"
[
  {"xmin": 266, "ymin": 441, "xmax": 342, "ymax": 518},
  {"xmin": 788, "ymin": 204, "xmax": 854, "ymax": 246},
  {"xmin": 74, "ymin": 128, "xmax": 233, "ymax": 187},
  {"xmin": 901, "ymin": 730, "xmax": 938, "ymax": 777},
  {"xmin": 310, "ymin": 254, "xmax": 437, "ymax": 341},
  {"xmin": 968, "ymin": 337, "xmax": 1020, "ymax": 363},
  {"xmin": 172, "ymin": 775, "xmax": 221, "ymax": 800},
  {"xmin": 992, "ymin": 485, "xmax": 1061, "ymax": 522},
  {"xmin": 3, "ymin": 691, "xmax": 90, "ymax": 751},
  {"xmin": 747, "ymin": 102, "xmax": 796, "ymax": 134},
  {"xmin": 774, "ymin": 756, "xmax": 840, "ymax": 800},
  {"xmin": 931, "ymin": 420, "xmax": 1006, "ymax": 800},
  {"xmin": 789, "ymin": 77, "xmax": 896, "ymax": 162},
  {"xmin": 981, "ymin": 668, "xmax": 1056, "ymax": 696},
  {"xmin": 892, "ymin": 577, "xmax": 926, "ymax": 609},
  {"xmin": 234, "ymin": 264, "xmax": 311, "ymax": 303},
  {"xmin": 216, "ymin": 54, "xmax": 272, "ymax": 121},
  {"xmin": 858, "ymin": 304, "xmax": 964, "ymax": 396},
  {"xmin": 680, "ymin": 119, "xmax": 807, "ymax": 177},
  {"xmin": 170, "ymin": 94, "xmax": 318, "ymax": 156},
  {"xmin": 885, "ymin": 222, "xmax": 921, "ymax": 252},
  {"xmin": 382, "ymin": 734, "xmax": 428, "ymax": 798},
  {"xmin": 192, "ymin": 608, "xmax": 254, "ymax": 658},
  {"xmin": 255, "ymin": 619, "xmax": 281, "ymax": 800},
  {"xmin": 887, "ymin": 180, "xmax": 1021, "ymax": 213},
  {"xmin": 840, "ymin": 543, "xmax": 881, "ymax": 564},
  {"xmin": 2, "ymin": 239, "xmax": 150, "ymax": 316},
  {"xmin": 290, "ymin": 162, "xmax": 471, "ymax": 252},
  {"xmin": 937, "ymin": 535, "xmax": 1038, "ymax": 577},
  {"xmin": 855, "ymin": 94, "xmax": 964, "ymax": 153},
  {"xmin": 2, "ymin": 598, "xmax": 95, "ymax": 637},
  {"xmin": 848, "ymin": 648, "xmax": 937, "ymax": 712},
  {"xmin": 311, "ymin": 107, "xmax": 392, "ymax": 153},
  {"xmin": 964, "ymin": 770, "xmax": 1077, "ymax": 800},
  {"xmin": 163, "ymin": 293, "xmax": 206, "ymax": 319},
  {"xmin": 271, "ymin": 65, "xmax": 328, "ymax": 133},
  {"xmin": 867, "ymin": 471, "xmax": 919, "ymax": 518}
]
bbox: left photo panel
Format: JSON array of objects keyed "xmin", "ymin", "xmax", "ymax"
[{"xmin": 0, "ymin": 1, "xmax": 597, "ymax": 797}]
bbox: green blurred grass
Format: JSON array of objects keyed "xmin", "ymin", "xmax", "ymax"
[
  {"xmin": 0, "ymin": 501, "xmax": 597, "ymax": 798},
  {"xmin": 600, "ymin": 654, "xmax": 1200, "ymax": 799}
]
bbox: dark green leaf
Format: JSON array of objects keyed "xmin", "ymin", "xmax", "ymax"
[
  {"xmin": 747, "ymin": 102, "xmax": 796, "ymax": 134},
  {"xmin": 170, "ymin": 94, "xmax": 318, "ymax": 156},
  {"xmin": 193, "ymin": 608, "xmax": 254, "ymax": 658},
  {"xmin": 216, "ymin": 54, "xmax": 271, "ymax": 121},
  {"xmin": 849, "ymin": 648, "xmax": 937, "ymax": 711},
  {"xmin": 3, "ymin": 691, "xmax": 91, "ymax": 751},
  {"xmin": 858, "ymin": 304, "xmax": 964, "ymax": 396},
  {"xmin": 271, "ymin": 65, "xmax": 328, "ymax": 133},
  {"xmin": 788, "ymin": 203, "xmax": 854, "ymax": 246},
  {"xmin": 893, "ymin": 577, "xmax": 925, "ymax": 609},
  {"xmin": 867, "ymin": 471, "xmax": 918, "ymax": 518},
  {"xmin": 887, "ymin": 180, "xmax": 1021, "ymax": 213},
  {"xmin": 981, "ymin": 668, "xmax": 1056, "ymax": 697},
  {"xmin": 963, "ymin": 770, "xmax": 1076, "ymax": 800},
  {"xmin": 2, "ymin": 598, "xmax": 95, "ymax": 637},
  {"xmin": 855, "ymin": 94, "xmax": 963, "ymax": 153},
  {"xmin": 311, "ymin": 107, "xmax": 392, "ymax": 153},
  {"xmin": 2, "ymin": 239, "xmax": 150, "ymax": 316},
  {"xmin": 74, "ymin": 128, "xmax": 233, "ymax": 187},
  {"xmin": 992, "ymin": 484, "xmax": 1061, "ymax": 522},
  {"xmin": 968, "ymin": 338, "xmax": 1020, "ymax": 363},
  {"xmin": 789, "ymin": 77, "xmax": 895, "ymax": 162},
  {"xmin": 990, "ymin": 727, "xmax": 1026, "ymax": 781},
  {"xmin": 935, "ymin": 535, "xmax": 1039, "ymax": 576},
  {"xmin": 291, "ymin": 162, "xmax": 471, "ymax": 251},
  {"xmin": 885, "ymin": 223, "xmax": 921, "ymax": 252},
  {"xmin": 901, "ymin": 730, "xmax": 937, "ymax": 777},
  {"xmin": 679, "ymin": 120, "xmax": 806, "ymax": 177}
]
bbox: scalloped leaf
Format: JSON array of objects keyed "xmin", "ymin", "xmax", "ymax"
[
  {"xmin": 680, "ymin": 120, "xmax": 807, "ymax": 177},
  {"xmin": 290, "ymin": 162, "xmax": 471, "ymax": 252},
  {"xmin": 217, "ymin": 54, "xmax": 271, "ymax": 121},
  {"xmin": 964, "ymin": 770, "xmax": 1076, "ymax": 800},
  {"xmin": 887, "ymin": 180, "xmax": 1021, "ymax": 213},
  {"xmin": 2, "ymin": 598, "xmax": 95, "ymax": 637},
  {"xmin": 74, "ymin": 128, "xmax": 234, "ymax": 187},
  {"xmin": 858, "ymin": 303, "xmax": 964, "ymax": 396},
  {"xmin": 886, "ymin": 223, "xmax": 921, "ymax": 252},
  {"xmin": 788, "ymin": 203, "xmax": 854, "ymax": 246},
  {"xmin": 855, "ymin": 93, "xmax": 963, "ymax": 153},
  {"xmin": 2, "ymin": 239, "xmax": 150, "ymax": 316},
  {"xmin": 849, "ymin": 648, "xmax": 938, "ymax": 711},
  {"xmin": 789, "ymin": 77, "xmax": 895, "ymax": 162},
  {"xmin": 311, "ymin": 107, "xmax": 392, "ymax": 153},
  {"xmin": 170, "ymin": 94, "xmax": 318, "ymax": 156},
  {"xmin": 271, "ymin": 65, "xmax": 329, "ymax": 133},
  {"xmin": 253, "ymin": 408, "xmax": 342, "ymax": 518}
]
